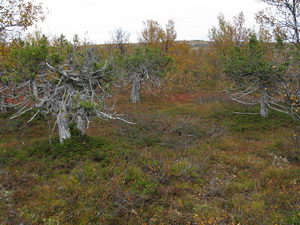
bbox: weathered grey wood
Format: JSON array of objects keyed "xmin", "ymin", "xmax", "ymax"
[
  {"xmin": 76, "ymin": 108, "xmax": 88, "ymax": 135},
  {"xmin": 0, "ymin": 98, "xmax": 6, "ymax": 112},
  {"xmin": 2, "ymin": 48, "xmax": 134, "ymax": 143},
  {"xmin": 260, "ymin": 89, "xmax": 269, "ymax": 118},
  {"xmin": 57, "ymin": 105, "xmax": 71, "ymax": 143},
  {"xmin": 31, "ymin": 80, "xmax": 38, "ymax": 99},
  {"xmin": 131, "ymin": 77, "xmax": 141, "ymax": 103}
]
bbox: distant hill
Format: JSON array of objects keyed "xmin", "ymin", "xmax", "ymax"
[
  {"xmin": 181, "ymin": 40, "xmax": 212, "ymax": 49},
  {"xmin": 96, "ymin": 40, "xmax": 212, "ymax": 50}
]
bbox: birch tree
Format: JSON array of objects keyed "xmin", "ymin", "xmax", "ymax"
[
  {"xmin": 256, "ymin": 0, "xmax": 300, "ymax": 44},
  {"xmin": 209, "ymin": 12, "xmax": 252, "ymax": 57},
  {"xmin": 0, "ymin": 0, "xmax": 44, "ymax": 41},
  {"xmin": 111, "ymin": 28, "xmax": 130, "ymax": 56},
  {"xmin": 139, "ymin": 19, "xmax": 177, "ymax": 53}
]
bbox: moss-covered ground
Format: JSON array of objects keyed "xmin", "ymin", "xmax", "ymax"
[{"xmin": 1, "ymin": 90, "xmax": 300, "ymax": 225}]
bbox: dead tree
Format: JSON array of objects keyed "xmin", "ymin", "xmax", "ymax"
[
  {"xmin": 163, "ymin": 20, "xmax": 177, "ymax": 53},
  {"xmin": 4, "ymin": 48, "xmax": 133, "ymax": 143},
  {"xmin": 224, "ymin": 35, "xmax": 292, "ymax": 118},
  {"xmin": 112, "ymin": 28, "xmax": 130, "ymax": 55},
  {"xmin": 122, "ymin": 46, "xmax": 172, "ymax": 103},
  {"xmin": 226, "ymin": 76, "xmax": 300, "ymax": 120}
]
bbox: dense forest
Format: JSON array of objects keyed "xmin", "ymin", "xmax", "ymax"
[{"xmin": 0, "ymin": 0, "xmax": 300, "ymax": 224}]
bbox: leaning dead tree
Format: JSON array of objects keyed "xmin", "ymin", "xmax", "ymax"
[{"xmin": 3, "ymin": 48, "xmax": 133, "ymax": 143}]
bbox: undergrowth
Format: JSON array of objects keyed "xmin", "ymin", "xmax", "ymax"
[{"xmin": 1, "ymin": 92, "xmax": 300, "ymax": 225}]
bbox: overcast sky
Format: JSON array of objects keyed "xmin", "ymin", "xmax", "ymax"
[{"xmin": 36, "ymin": 0, "xmax": 266, "ymax": 44}]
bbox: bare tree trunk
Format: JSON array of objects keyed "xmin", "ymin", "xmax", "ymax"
[
  {"xmin": 31, "ymin": 80, "xmax": 38, "ymax": 99},
  {"xmin": 76, "ymin": 108, "xmax": 87, "ymax": 135},
  {"xmin": 131, "ymin": 78, "xmax": 141, "ymax": 103},
  {"xmin": 57, "ymin": 106, "xmax": 71, "ymax": 143},
  {"xmin": 0, "ymin": 98, "xmax": 6, "ymax": 112},
  {"xmin": 118, "ymin": 44, "xmax": 126, "ymax": 56},
  {"xmin": 260, "ymin": 89, "xmax": 269, "ymax": 118},
  {"xmin": 297, "ymin": 89, "xmax": 300, "ymax": 101}
]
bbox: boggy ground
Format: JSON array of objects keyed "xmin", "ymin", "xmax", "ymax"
[{"xmin": 0, "ymin": 89, "xmax": 300, "ymax": 225}]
